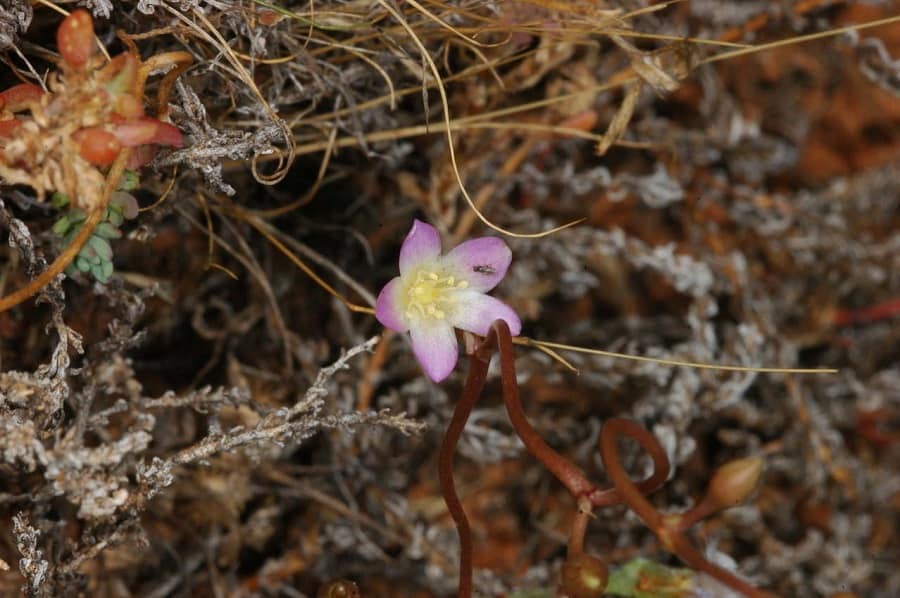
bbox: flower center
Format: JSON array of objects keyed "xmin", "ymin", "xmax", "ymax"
[{"xmin": 406, "ymin": 269, "xmax": 468, "ymax": 321}]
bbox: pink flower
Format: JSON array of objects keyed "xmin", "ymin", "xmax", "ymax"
[{"xmin": 376, "ymin": 220, "xmax": 521, "ymax": 382}]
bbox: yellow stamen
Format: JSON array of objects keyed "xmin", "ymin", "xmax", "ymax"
[{"xmin": 406, "ymin": 268, "xmax": 468, "ymax": 322}]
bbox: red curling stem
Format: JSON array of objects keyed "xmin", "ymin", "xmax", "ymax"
[
  {"xmin": 600, "ymin": 419, "xmax": 778, "ymax": 598},
  {"xmin": 440, "ymin": 321, "xmax": 675, "ymax": 598},
  {"xmin": 437, "ymin": 345, "xmax": 490, "ymax": 598}
]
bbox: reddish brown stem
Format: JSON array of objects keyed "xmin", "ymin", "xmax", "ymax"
[
  {"xmin": 671, "ymin": 496, "xmax": 718, "ymax": 531},
  {"xmin": 437, "ymin": 345, "xmax": 490, "ymax": 598},
  {"xmin": 490, "ymin": 321, "xmax": 595, "ymax": 498},
  {"xmin": 587, "ymin": 419, "xmax": 670, "ymax": 508},
  {"xmin": 598, "ymin": 418, "xmax": 666, "ymax": 531},
  {"xmin": 438, "ymin": 322, "xmax": 674, "ymax": 596},
  {"xmin": 567, "ymin": 497, "xmax": 593, "ymax": 558}
]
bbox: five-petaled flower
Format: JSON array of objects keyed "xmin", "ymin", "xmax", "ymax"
[{"xmin": 376, "ymin": 220, "xmax": 521, "ymax": 382}]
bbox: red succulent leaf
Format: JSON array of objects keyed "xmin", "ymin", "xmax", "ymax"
[
  {"xmin": 147, "ymin": 120, "xmax": 183, "ymax": 148},
  {"xmin": 111, "ymin": 119, "xmax": 159, "ymax": 147},
  {"xmin": 0, "ymin": 118, "xmax": 23, "ymax": 137},
  {"xmin": 74, "ymin": 127, "xmax": 122, "ymax": 165},
  {"xmin": 113, "ymin": 117, "xmax": 183, "ymax": 148},
  {"xmin": 0, "ymin": 83, "xmax": 44, "ymax": 112},
  {"xmin": 126, "ymin": 145, "xmax": 158, "ymax": 169},
  {"xmin": 57, "ymin": 9, "xmax": 96, "ymax": 69}
]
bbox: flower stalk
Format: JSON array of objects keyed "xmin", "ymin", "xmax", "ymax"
[{"xmin": 439, "ymin": 319, "xmax": 778, "ymax": 598}]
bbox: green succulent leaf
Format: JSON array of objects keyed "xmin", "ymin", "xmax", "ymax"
[
  {"xmin": 69, "ymin": 208, "xmax": 87, "ymax": 225},
  {"xmin": 94, "ymin": 222, "xmax": 122, "ymax": 239},
  {"xmin": 78, "ymin": 244, "xmax": 98, "ymax": 260},
  {"xmin": 75, "ymin": 256, "xmax": 92, "ymax": 273},
  {"xmin": 606, "ymin": 558, "xmax": 696, "ymax": 597},
  {"xmin": 52, "ymin": 216, "xmax": 71, "ymax": 236},
  {"xmin": 87, "ymin": 235, "xmax": 113, "ymax": 261},
  {"xmin": 91, "ymin": 261, "xmax": 112, "ymax": 283},
  {"xmin": 51, "ymin": 192, "xmax": 70, "ymax": 208},
  {"xmin": 107, "ymin": 205, "xmax": 125, "ymax": 226},
  {"xmin": 110, "ymin": 191, "xmax": 139, "ymax": 219},
  {"xmin": 119, "ymin": 170, "xmax": 140, "ymax": 191}
]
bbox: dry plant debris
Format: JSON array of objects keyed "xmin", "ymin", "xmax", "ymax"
[{"xmin": 1, "ymin": 1, "xmax": 899, "ymax": 597}]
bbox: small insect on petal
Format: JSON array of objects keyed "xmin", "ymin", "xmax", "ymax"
[
  {"xmin": 0, "ymin": 83, "xmax": 44, "ymax": 112},
  {"xmin": 57, "ymin": 9, "xmax": 96, "ymax": 69},
  {"xmin": 74, "ymin": 127, "xmax": 122, "ymax": 166}
]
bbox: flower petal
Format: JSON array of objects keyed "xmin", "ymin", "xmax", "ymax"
[
  {"xmin": 444, "ymin": 237, "xmax": 512, "ymax": 291},
  {"xmin": 375, "ymin": 277, "xmax": 409, "ymax": 333},
  {"xmin": 450, "ymin": 291, "xmax": 521, "ymax": 337},
  {"xmin": 410, "ymin": 322, "xmax": 458, "ymax": 382},
  {"xmin": 399, "ymin": 219, "xmax": 442, "ymax": 275}
]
